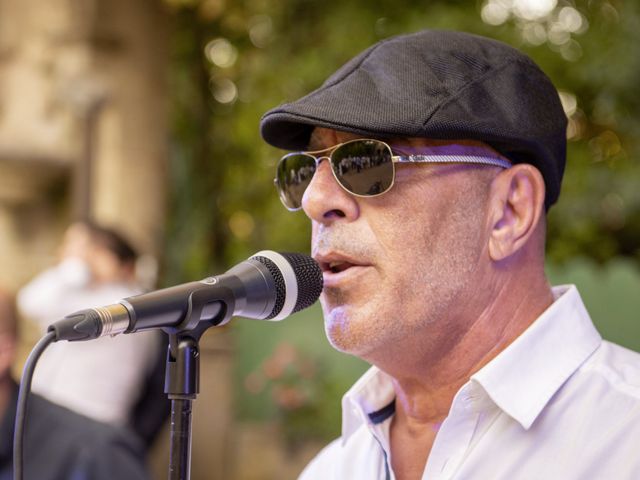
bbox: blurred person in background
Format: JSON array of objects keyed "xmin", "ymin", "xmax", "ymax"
[
  {"xmin": 16, "ymin": 221, "xmax": 165, "ymax": 442},
  {"xmin": 0, "ymin": 287, "xmax": 150, "ymax": 480}
]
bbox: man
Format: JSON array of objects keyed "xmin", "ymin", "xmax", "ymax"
[
  {"xmin": 260, "ymin": 30, "xmax": 640, "ymax": 479},
  {"xmin": 0, "ymin": 288, "xmax": 150, "ymax": 479},
  {"xmin": 16, "ymin": 221, "xmax": 162, "ymax": 430}
]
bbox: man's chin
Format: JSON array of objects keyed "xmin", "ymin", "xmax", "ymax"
[
  {"xmin": 323, "ymin": 308, "xmax": 354, "ymax": 351},
  {"xmin": 323, "ymin": 308, "xmax": 377, "ymax": 357}
]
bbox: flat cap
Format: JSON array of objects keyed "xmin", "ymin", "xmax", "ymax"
[{"xmin": 260, "ymin": 30, "xmax": 568, "ymax": 209}]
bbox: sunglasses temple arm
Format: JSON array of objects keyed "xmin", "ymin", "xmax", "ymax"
[{"xmin": 392, "ymin": 155, "xmax": 511, "ymax": 169}]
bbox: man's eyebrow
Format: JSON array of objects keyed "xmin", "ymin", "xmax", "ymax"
[{"xmin": 307, "ymin": 132, "xmax": 325, "ymax": 151}]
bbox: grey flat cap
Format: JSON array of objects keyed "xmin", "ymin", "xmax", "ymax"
[{"xmin": 260, "ymin": 30, "xmax": 567, "ymax": 209}]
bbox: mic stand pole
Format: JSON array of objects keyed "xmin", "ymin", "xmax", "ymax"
[
  {"xmin": 163, "ymin": 319, "xmax": 217, "ymax": 480},
  {"xmin": 165, "ymin": 332, "xmax": 197, "ymax": 480},
  {"xmin": 163, "ymin": 286, "xmax": 235, "ymax": 480}
]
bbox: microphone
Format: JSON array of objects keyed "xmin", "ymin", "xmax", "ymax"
[{"xmin": 49, "ymin": 251, "xmax": 323, "ymax": 342}]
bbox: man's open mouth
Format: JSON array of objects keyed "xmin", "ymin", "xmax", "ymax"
[{"xmin": 326, "ymin": 261, "xmax": 354, "ymax": 274}]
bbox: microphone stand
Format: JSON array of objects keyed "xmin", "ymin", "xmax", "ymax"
[
  {"xmin": 162, "ymin": 286, "xmax": 235, "ymax": 480},
  {"xmin": 164, "ymin": 330, "xmax": 199, "ymax": 480}
]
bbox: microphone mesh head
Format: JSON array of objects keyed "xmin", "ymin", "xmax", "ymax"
[
  {"xmin": 251, "ymin": 256, "xmax": 286, "ymax": 318},
  {"xmin": 280, "ymin": 252, "xmax": 323, "ymax": 314}
]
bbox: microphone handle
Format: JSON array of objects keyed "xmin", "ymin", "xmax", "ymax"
[
  {"xmin": 50, "ymin": 277, "xmax": 236, "ymax": 341},
  {"xmin": 49, "ymin": 256, "xmax": 283, "ymax": 342},
  {"xmin": 126, "ymin": 257, "xmax": 279, "ymax": 331},
  {"xmin": 123, "ymin": 277, "xmax": 230, "ymax": 333}
]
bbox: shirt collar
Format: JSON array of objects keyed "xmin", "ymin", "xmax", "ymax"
[
  {"xmin": 471, "ymin": 284, "xmax": 602, "ymax": 429},
  {"xmin": 340, "ymin": 285, "xmax": 602, "ymax": 441},
  {"xmin": 341, "ymin": 366, "xmax": 395, "ymax": 443}
]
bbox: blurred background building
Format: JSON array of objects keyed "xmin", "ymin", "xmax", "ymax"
[
  {"xmin": 0, "ymin": 0, "xmax": 639, "ymax": 478},
  {"xmin": 0, "ymin": 0, "xmax": 167, "ymax": 286},
  {"xmin": 0, "ymin": 1, "xmax": 236, "ymax": 478}
]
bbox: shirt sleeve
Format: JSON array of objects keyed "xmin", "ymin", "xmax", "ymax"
[{"xmin": 16, "ymin": 267, "xmax": 69, "ymax": 328}]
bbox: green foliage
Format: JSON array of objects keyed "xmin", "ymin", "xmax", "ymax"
[{"xmin": 542, "ymin": 1, "xmax": 640, "ymax": 265}]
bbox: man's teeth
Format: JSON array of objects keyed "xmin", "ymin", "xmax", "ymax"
[{"xmin": 329, "ymin": 262, "xmax": 349, "ymax": 273}]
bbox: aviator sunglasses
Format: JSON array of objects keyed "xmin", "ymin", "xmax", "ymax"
[{"xmin": 274, "ymin": 138, "xmax": 512, "ymax": 211}]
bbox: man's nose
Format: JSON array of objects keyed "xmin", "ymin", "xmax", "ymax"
[{"xmin": 301, "ymin": 158, "xmax": 359, "ymax": 223}]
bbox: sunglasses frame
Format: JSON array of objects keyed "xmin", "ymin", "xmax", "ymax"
[{"xmin": 274, "ymin": 138, "xmax": 512, "ymax": 211}]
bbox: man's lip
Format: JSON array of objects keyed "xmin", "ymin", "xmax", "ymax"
[
  {"xmin": 320, "ymin": 264, "xmax": 370, "ymax": 289},
  {"xmin": 313, "ymin": 252, "xmax": 371, "ymax": 276}
]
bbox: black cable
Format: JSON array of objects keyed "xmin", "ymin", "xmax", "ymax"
[{"xmin": 13, "ymin": 331, "xmax": 57, "ymax": 480}]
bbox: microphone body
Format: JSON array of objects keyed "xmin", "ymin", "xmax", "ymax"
[{"xmin": 50, "ymin": 251, "xmax": 322, "ymax": 342}]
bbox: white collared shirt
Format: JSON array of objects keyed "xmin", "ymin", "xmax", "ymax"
[{"xmin": 299, "ymin": 285, "xmax": 640, "ymax": 479}]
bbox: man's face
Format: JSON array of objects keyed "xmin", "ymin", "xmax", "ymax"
[{"xmin": 302, "ymin": 128, "xmax": 499, "ymax": 362}]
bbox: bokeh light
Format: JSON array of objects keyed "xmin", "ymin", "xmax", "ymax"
[
  {"xmin": 248, "ymin": 15, "xmax": 274, "ymax": 48},
  {"xmin": 210, "ymin": 77, "xmax": 238, "ymax": 104},
  {"xmin": 480, "ymin": 0, "xmax": 589, "ymax": 53},
  {"xmin": 205, "ymin": 38, "xmax": 238, "ymax": 68}
]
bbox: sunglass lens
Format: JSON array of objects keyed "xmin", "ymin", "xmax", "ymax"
[
  {"xmin": 276, "ymin": 153, "xmax": 317, "ymax": 210},
  {"xmin": 331, "ymin": 140, "xmax": 394, "ymax": 196}
]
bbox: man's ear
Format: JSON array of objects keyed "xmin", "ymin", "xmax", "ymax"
[{"xmin": 487, "ymin": 164, "xmax": 546, "ymax": 261}]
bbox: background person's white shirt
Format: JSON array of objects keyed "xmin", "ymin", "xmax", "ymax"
[
  {"xmin": 300, "ymin": 285, "xmax": 640, "ymax": 479},
  {"xmin": 17, "ymin": 260, "xmax": 160, "ymax": 426}
]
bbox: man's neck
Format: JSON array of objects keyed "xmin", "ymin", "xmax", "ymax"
[
  {"xmin": 382, "ymin": 276, "xmax": 554, "ymax": 480},
  {"xmin": 381, "ymin": 274, "xmax": 554, "ymax": 423}
]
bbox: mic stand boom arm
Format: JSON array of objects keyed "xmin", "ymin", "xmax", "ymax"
[{"xmin": 162, "ymin": 284, "xmax": 237, "ymax": 480}]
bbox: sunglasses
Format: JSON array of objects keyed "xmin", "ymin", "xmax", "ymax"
[{"xmin": 274, "ymin": 138, "xmax": 512, "ymax": 211}]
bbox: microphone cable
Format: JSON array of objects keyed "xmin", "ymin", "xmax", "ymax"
[{"xmin": 13, "ymin": 331, "xmax": 57, "ymax": 480}]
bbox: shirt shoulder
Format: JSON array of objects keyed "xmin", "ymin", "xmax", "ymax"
[{"xmin": 580, "ymin": 340, "xmax": 640, "ymax": 397}]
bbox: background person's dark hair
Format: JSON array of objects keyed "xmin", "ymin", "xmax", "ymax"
[{"xmin": 83, "ymin": 220, "xmax": 138, "ymax": 266}]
